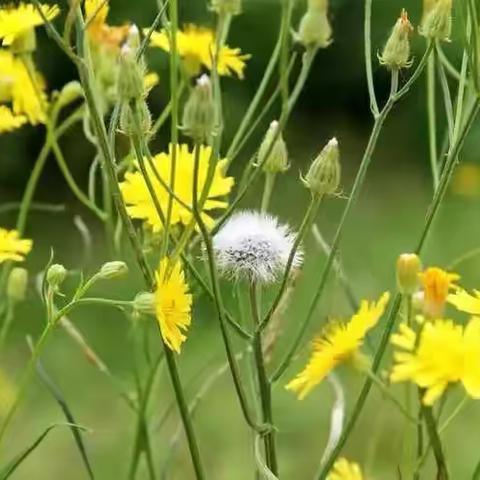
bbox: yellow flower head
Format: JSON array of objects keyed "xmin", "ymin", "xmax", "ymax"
[
  {"xmin": 149, "ymin": 24, "xmax": 250, "ymax": 78},
  {"xmin": 391, "ymin": 317, "xmax": 480, "ymax": 405},
  {"xmin": 0, "ymin": 105, "xmax": 26, "ymax": 133},
  {"xmin": 286, "ymin": 292, "xmax": 390, "ymax": 400},
  {"xmin": 448, "ymin": 288, "xmax": 480, "ymax": 315},
  {"xmin": 0, "ymin": 3, "xmax": 59, "ymax": 46},
  {"xmin": 120, "ymin": 144, "xmax": 234, "ymax": 232},
  {"xmin": 0, "ymin": 228, "xmax": 32, "ymax": 263},
  {"xmin": 327, "ymin": 458, "xmax": 364, "ymax": 480},
  {"xmin": 155, "ymin": 259, "xmax": 192, "ymax": 353},
  {"xmin": 0, "ymin": 49, "xmax": 47, "ymax": 124},
  {"xmin": 419, "ymin": 267, "xmax": 459, "ymax": 318}
]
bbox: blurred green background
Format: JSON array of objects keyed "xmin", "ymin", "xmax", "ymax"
[{"xmin": 2, "ymin": 0, "xmax": 480, "ymax": 478}]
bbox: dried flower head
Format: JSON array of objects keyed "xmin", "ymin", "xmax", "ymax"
[{"xmin": 212, "ymin": 211, "xmax": 302, "ymax": 284}]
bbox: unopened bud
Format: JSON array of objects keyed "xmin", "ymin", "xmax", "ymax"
[
  {"xmin": 302, "ymin": 137, "xmax": 340, "ymax": 196},
  {"xmin": 396, "ymin": 253, "xmax": 422, "ymax": 295},
  {"xmin": 296, "ymin": 0, "xmax": 332, "ymax": 49},
  {"xmin": 99, "ymin": 261, "xmax": 128, "ymax": 280},
  {"xmin": 182, "ymin": 74, "xmax": 215, "ymax": 141},
  {"xmin": 379, "ymin": 10, "xmax": 413, "ymax": 70},
  {"xmin": 259, "ymin": 120, "xmax": 289, "ymax": 174},
  {"xmin": 7, "ymin": 267, "xmax": 28, "ymax": 303},
  {"xmin": 133, "ymin": 292, "xmax": 156, "ymax": 316},
  {"xmin": 420, "ymin": 0, "xmax": 452, "ymax": 41},
  {"xmin": 46, "ymin": 264, "xmax": 68, "ymax": 290},
  {"xmin": 211, "ymin": 0, "xmax": 242, "ymax": 16}
]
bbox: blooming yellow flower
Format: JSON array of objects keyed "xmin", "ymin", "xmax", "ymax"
[
  {"xmin": 149, "ymin": 24, "xmax": 250, "ymax": 78},
  {"xmin": 0, "ymin": 105, "xmax": 26, "ymax": 133},
  {"xmin": 0, "ymin": 228, "xmax": 32, "ymax": 263},
  {"xmin": 119, "ymin": 144, "xmax": 234, "ymax": 232},
  {"xmin": 391, "ymin": 317, "xmax": 480, "ymax": 405},
  {"xmin": 155, "ymin": 259, "xmax": 192, "ymax": 353},
  {"xmin": 0, "ymin": 49, "xmax": 47, "ymax": 124},
  {"xmin": 0, "ymin": 3, "xmax": 59, "ymax": 46},
  {"xmin": 327, "ymin": 458, "xmax": 364, "ymax": 480},
  {"xmin": 448, "ymin": 288, "xmax": 480, "ymax": 315},
  {"xmin": 286, "ymin": 292, "xmax": 390, "ymax": 400},
  {"xmin": 419, "ymin": 267, "xmax": 459, "ymax": 318}
]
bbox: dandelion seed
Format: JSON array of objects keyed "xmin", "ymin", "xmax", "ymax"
[
  {"xmin": 327, "ymin": 457, "xmax": 364, "ymax": 480},
  {"xmin": 0, "ymin": 105, "xmax": 26, "ymax": 133},
  {"xmin": 0, "ymin": 228, "xmax": 32, "ymax": 263},
  {"xmin": 286, "ymin": 292, "xmax": 390, "ymax": 399},
  {"xmin": 212, "ymin": 211, "xmax": 302, "ymax": 284}
]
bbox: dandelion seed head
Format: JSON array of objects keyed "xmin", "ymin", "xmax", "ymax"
[{"xmin": 212, "ymin": 211, "xmax": 302, "ymax": 283}]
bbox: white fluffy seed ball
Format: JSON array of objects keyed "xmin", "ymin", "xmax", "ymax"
[{"xmin": 212, "ymin": 210, "xmax": 303, "ymax": 283}]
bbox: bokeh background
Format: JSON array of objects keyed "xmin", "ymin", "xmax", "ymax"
[{"xmin": 1, "ymin": 0, "xmax": 480, "ymax": 478}]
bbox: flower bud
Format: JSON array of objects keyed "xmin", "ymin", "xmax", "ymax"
[
  {"xmin": 133, "ymin": 292, "xmax": 156, "ymax": 316},
  {"xmin": 396, "ymin": 253, "xmax": 422, "ymax": 295},
  {"xmin": 46, "ymin": 264, "xmax": 68, "ymax": 290},
  {"xmin": 7, "ymin": 267, "xmax": 28, "ymax": 303},
  {"xmin": 379, "ymin": 10, "xmax": 413, "ymax": 70},
  {"xmin": 258, "ymin": 120, "xmax": 289, "ymax": 174},
  {"xmin": 182, "ymin": 74, "xmax": 216, "ymax": 141},
  {"xmin": 420, "ymin": 0, "xmax": 452, "ymax": 41},
  {"xmin": 99, "ymin": 261, "xmax": 128, "ymax": 280},
  {"xmin": 56, "ymin": 81, "xmax": 84, "ymax": 110},
  {"xmin": 302, "ymin": 137, "xmax": 340, "ymax": 196},
  {"xmin": 211, "ymin": 0, "xmax": 241, "ymax": 16},
  {"xmin": 296, "ymin": 0, "xmax": 332, "ymax": 49}
]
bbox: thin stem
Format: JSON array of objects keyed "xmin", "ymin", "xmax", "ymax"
[{"xmin": 364, "ymin": 0, "xmax": 379, "ymax": 116}]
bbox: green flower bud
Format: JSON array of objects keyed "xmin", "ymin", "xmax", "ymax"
[
  {"xmin": 296, "ymin": 0, "xmax": 332, "ymax": 49},
  {"xmin": 379, "ymin": 10, "xmax": 413, "ymax": 70},
  {"xmin": 211, "ymin": 0, "xmax": 242, "ymax": 16},
  {"xmin": 7, "ymin": 267, "xmax": 28, "ymax": 303},
  {"xmin": 259, "ymin": 120, "xmax": 289, "ymax": 174},
  {"xmin": 56, "ymin": 81, "xmax": 84, "ymax": 110},
  {"xmin": 396, "ymin": 253, "xmax": 422, "ymax": 295},
  {"xmin": 46, "ymin": 264, "xmax": 68, "ymax": 290},
  {"xmin": 420, "ymin": 0, "xmax": 452, "ymax": 41},
  {"xmin": 302, "ymin": 137, "xmax": 341, "ymax": 196},
  {"xmin": 99, "ymin": 261, "xmax": 129, "ymax": 280},
  {"xmin": 133, "ymin": 292, "xmax": 156, "ymax": 316},
  {"xmin": 182, "ymin": 74, "xmax": 216, "ymax": 142}
]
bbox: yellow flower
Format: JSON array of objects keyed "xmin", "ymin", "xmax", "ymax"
[
  {"xmin": 149, "ymin": 24, "xmax": 250, "ymax": 78},
  {"xmin": 286, "ymin": 292, "xmax": 390, "ymax": 399},
  {"xmin": 0, "ymin": 228, "xmax": 32, "ymax": 263},
  {"xmin": 0, "ymin": 105, "xmax": 26, "ymax": 133},
  {"xmin": 155, "ymin": 259, "xmax": 192, "ymax": 353},
  {"xmin": 0, "ymin": 49, "xmax": 47, "ymax": 124},
  {"xmin": 391, "ymin": 317, "xmax": 480, "ymax": 405},
  {"xmin": 419, "ymin": 267, "xmax": 459, "ymax": 318},
  {"xmin": 119, "ymin": 144, "xmax": 234, "ymax": 232},
  {"xmin": 0, "ymin": 3, "xmax": 59, "ymax": 46},
  {"xmin": 327, "ymin": 458, "xmax": 364, "ymax": 480},
  {"xmin": 448, "ymin": 288, "xmax": 480, "ymax": 315}
]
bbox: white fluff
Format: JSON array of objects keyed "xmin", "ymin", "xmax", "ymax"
[{"xmin": 212, "ymin": 210, "xmax": 303, "ymax": 283}]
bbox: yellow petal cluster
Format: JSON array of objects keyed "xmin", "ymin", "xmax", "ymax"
[
  {"xmin": 149, "ymin": 24, "xmax": 250, "ymax": 78},
  {"xmin": 419, "ymin": 267, "xmax": 459, "ymax": 318},
  {"xmin": 119, "ymin": 144, "xmax": 234, "ymax": 232},
  {"xmin": 327, "ymin": 458, "xmax": 364, "ymax": 480},
  {"xmin": 155, "ymin": 259, "xmax": 192, "ymax": 353},
  {"xmin": 0, "ymin": 3, "xmax": 59, "ymax": 46},
  {"xmin": 391, "ymin": 317, "xmax": 480, "ymax": 405},
  {"xmin": 0, "ymin": 228, "xmax": 32, "ymax": 263},
  {"xmin": 286, "ymin": 292, "xmax": 390, "ymax": 399},
  {"xmin": 0, "ymin": 105, "xmax": 26, "ymax": 133}
]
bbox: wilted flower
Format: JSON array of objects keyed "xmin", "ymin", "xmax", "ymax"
[
  {"xmin": 286, "ymin": 292, "xmax": 390, "ymax": 399},
  {"xmin": 0, "ymin": 228, "xmax": 32, "ymax": 263},
  {"xmin": 0, "ymin": 105, "xmax": 26, "ymax": 133},
  {"xmin": 149, "ymin": 24, "xmax": 250, "ymax": 78},
  {"xmin": 212, "ymin": 211, "xmax": 303, "ymax": 284},
  {"xmin": 419, "ymin": 267, "xmax": 459, "ymax": 318},
  {"xmin": 327, "ymin": 457, "xmax": 364, "ymax": 480}
]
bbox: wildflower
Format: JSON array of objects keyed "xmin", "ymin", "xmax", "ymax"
[
  {"xmin": 0, "ymin": 105, "xmax": 26, "ymax": 133},
  {"xmin": 0, "ymin": 3, "xmax": 60, "ymax": 46},
  {"xmin": 448, "ymin": 289, "xmax": 480, "ymax": 315},
  {"xmin": 149, "ymin": 24, "xmax": 250, "ymax": 78},
  {"xmin": 296, "ymin": 0, "xmax": 332, "ymax": 49},
  {"xmin": 0, "ymin": 228, "xmax": 32, "ymax": 263},
  {"xmin": 258, "ymin": 120, "xmax": 289, "ymax": 174},
  {"xmin": 119, "ymin": 144, "xmax": 234, "ymax": 232},
  {"xmin": 155, "ymin": 259, "xmax": 192, "ymax": 353},
  {"xmin": 391, "ymin": 317, "xmax": 480, "ymax": 405},
  {"xmin": 419, "ymin": 267, "xmax": 459, "ymax": 318},
  {"xmin": 212, "ymin": 211, "xmax": 302, "ymax": 284},
  {"xmin": 379, "ymin": 9, "xmax": 413, "ymax": 70},
  {"xmin": 396, "ymin": 253, "xmax": 422, "ymax": 295},
  {"xmin": 327, "ymin": 457, "xmax": 364, "ymax": 480},
  {"xmin": 286, "ymin": 292, "xmax": 390, "ymax": 399}
]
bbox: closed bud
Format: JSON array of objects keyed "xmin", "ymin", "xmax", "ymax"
[
  {"xmin": 99, "ymin": 261, "xmax": 128, "ymax": 280},
  {"xmin": 259, "ymin": 120, "xmax": 289, "ymax": 174},
  {"xmin": 133, "ymin": 292, "xmax": 156, "ymax": 316},
  {"xmin": 182, "ymin": 74, "xmax": 216, "ymax": 141},
  {"xmin": 56, "ymin": 81, "xmax": 84, "ymax": 110},
  {"xmin": 46, "ymin": 264, "xmax": 68, "ymax": 290},
  {"xmin": 302, "ymin": 137, "xmax": 340, "ymax": 196},
  {"xmin": 7, "ymin": 268, "xmax": 28, "ymax": 303},
  {"xmin": 379, "ymin": 10, "xmax": 413, "ymax": 70},
  {"xmin": 296, "ymin": 0, "xmax": 332, "ymax": 49},
  {"xmin": 420, "ymin": 0, "xmax": 452, "ymax": 41},
  {"xmin": 396, "ymin": 253, "xmax": 422, "ymax": 295},
  {"xmin": 211, "ymin": 0, "xmax": 242, "ymax": 16}
]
